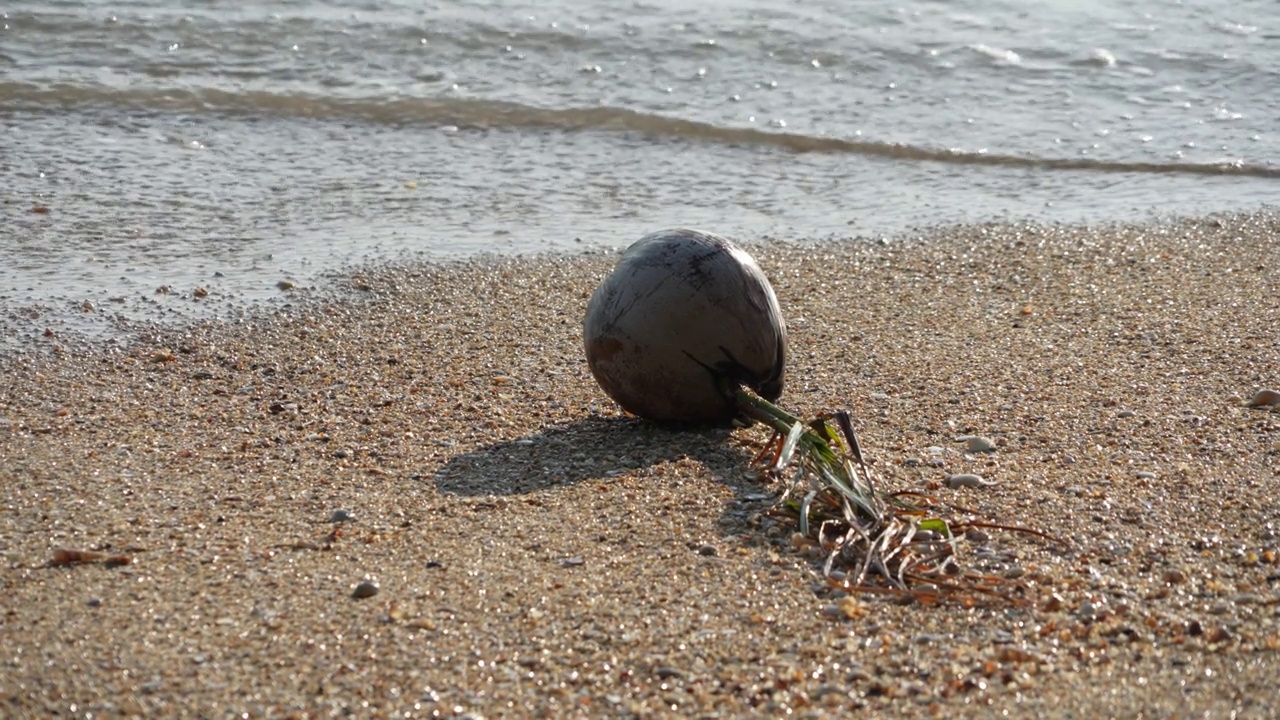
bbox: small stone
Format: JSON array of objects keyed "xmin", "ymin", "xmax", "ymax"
[
  {"xmin": 1162, "ymin": 568, "xmax": 1187, "ymax": 584},
  {"xmin": 559, "ymin": 556, "xmax": 585, "ymax": 567},
  {"xmin": 1136, "ymin": 471, "xmax": 1157, "ymax": 479},
  {"xmin": 277, "ymin": 279, "xmax": 296, "ymax": 290},
  {"xmin": 655, "ymin": 666, "xmax": 684, "ymax": 680},
  {"xmin": 1077, "ymin": 600, "xmax": 1098, "ymax": 620},
  {"xmin": 837, "ymin": 596, "xmax": 863, "ymax": 619},
  {"xmin": 1246, "ymin": 389, "xmax": 1280, "ymax": 408},
  {"xmin": 696, "ymin": 543, "xmax": 717, "ymax": 556},
  {"xmin": 947, "ymin": 473, "xmax": 995, "ymax": 489},
  {"xmin": 330, "ymin": 509, "xmax": 355, "ymax": 523},
  {"xmin": 268, "ymin": 397, "xmax": 298, "ymax": 415},
  {"xmin": 87, "ymin": 598, "xmax": 102, "ymax": 607},
  {"xmin": 193, "ymin": 287, "xmax": 209, "ymax": 298},
  {"xmin": 352, "ymin": 581, "xmax": 379, "ymax": 599},
  {"xmin": 960, "ymin": 435, "xmax": 998, "ymax": 453},
  {"xmin": 1117, "ymin": 409, "xmax": 1137, "ymax": 418}
]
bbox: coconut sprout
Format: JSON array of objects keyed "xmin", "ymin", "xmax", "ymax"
[
  {"xmin": 735, "ymin": 387, "xmax": 1043, "ymax": 606},
  {"xmin": 585, "ymin": 229, "xmax": 1040, "ymax": 605}
]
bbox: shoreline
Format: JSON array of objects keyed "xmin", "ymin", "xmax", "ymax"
[
  {"xmin": 2, "ymin": 213, "xmax": 1279, "ymax": 717},
  {"xmin": 1, "ymin": 206, "xmax": 1266, "ymax": 356}
]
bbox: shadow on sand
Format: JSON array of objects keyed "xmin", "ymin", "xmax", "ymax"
[
  {"xmin": 433, "ymin": 414, "xmax": 793, "ymax": 552},
  {"xmin": 434, "ymin": 415, "xmax": 761, "ymax": 497}
]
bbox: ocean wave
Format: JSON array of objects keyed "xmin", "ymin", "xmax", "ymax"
[{"xmin": 3, "ymin": 80, "xmax": 1277, "ymax": 179}]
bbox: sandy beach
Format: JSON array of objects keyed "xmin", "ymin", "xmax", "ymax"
[{"xmin": 2, "ymin": 214, "xmax": 1279, "ymax": 718}]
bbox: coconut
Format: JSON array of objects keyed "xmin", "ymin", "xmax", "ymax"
[{"xmin": 583, "ymin": 228, "xmax": 787, "ymax": 422}]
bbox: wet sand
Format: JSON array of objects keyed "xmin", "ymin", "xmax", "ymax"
[{"xmin": 2, "ymin": 214, "xmax": 1279, "ymax": 718}]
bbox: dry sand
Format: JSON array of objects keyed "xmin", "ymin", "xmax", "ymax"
[{"xmin": 2, "ymin": 214, "xmax": 1279, "ymax": 718}]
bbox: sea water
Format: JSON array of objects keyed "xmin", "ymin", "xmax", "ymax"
[{"xmin": 1, "ymin": 0, "xmax": 1277, "ymax": 340}]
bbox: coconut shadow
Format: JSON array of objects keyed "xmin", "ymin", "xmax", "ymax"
[{"xmin": 433, "ymin": 416, "xmax": 760, "ymax": 499}]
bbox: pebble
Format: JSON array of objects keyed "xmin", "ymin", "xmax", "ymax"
[
  {"xmin": 1246, "ymin": 389, "xmax": 1280, "ymax": 408},
  {"xmin": 1136, "ymin": 471, "xmax": 1157, "ymax": 480},
  {"xmin": 696, "ymin": 543, "xmax": 717, "ymax": 556},
  {"xmin": 352, "ymin": 581, "xmax": 379, "ymax": 599},
  {"xmin": 1117, "ymin": 409, "xmax": 1137, "ymax": 418},
  {"xmin": 1077, "ymin": 600, "xmax": 1099, "ymax": 620},
  {"xmin": 277, "ymin": 279, "xmax": 296, "ymax": 290},
  {"xmin": 330, "ymin": 509, "xmax": 355, "ymax": 523},
  {"xmin": 959, "ymin": 435, "xmax": 998, "ymax": 453},
  {"xmin": 947, "ymin": 473, "xmax": 996, "ymax": 489}
]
